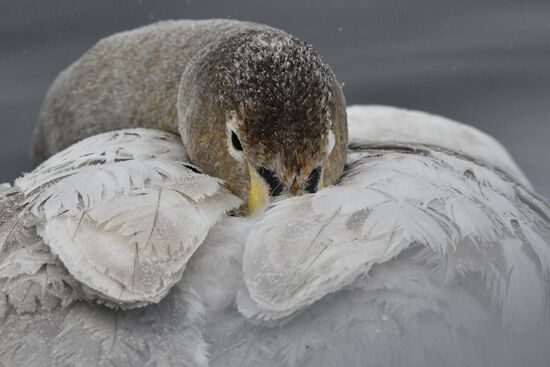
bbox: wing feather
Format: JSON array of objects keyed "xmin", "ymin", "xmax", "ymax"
[
  {"xmin": 347, "ymin": 105, "xmax": 531, "ymax": 187},
  {"xmin": 1, "ymin": 128, "xmax": 241, "ymax": 309},
  {"xmin": 17, "ymin": 128, "xmax": 187, "ymax": 194},
  {"xmin": 237, "ymin": 143, "xmax": 550, "ymax": 334},
  {"xmin": 0, "ymin": 281, "xmax": 209, "ymax": 367}
]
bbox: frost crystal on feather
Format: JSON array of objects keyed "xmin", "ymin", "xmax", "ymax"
[{"xmin": 216, "ymin": 31, "xmax": 334, "ymax": 124}]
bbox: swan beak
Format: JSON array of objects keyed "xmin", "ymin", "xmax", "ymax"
[{"xmin": 247, "ymin": 166, "xmax": 269, "ymax": 215}]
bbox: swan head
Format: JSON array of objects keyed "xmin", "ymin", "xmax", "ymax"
[{"xmin": 178, "ymin": 29, "xmax": 348, "ymax": 214}]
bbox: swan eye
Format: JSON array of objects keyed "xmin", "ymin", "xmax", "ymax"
[
  {"xmin": 227, "ymin": 126, "xmax": 245, "ymax": 162},
  {"xmin": 231, "ymin": 131, "xmax": 243, "ymax": 151},
  {"xmin": 257, "ymin": 167, "xmax": 283, "ymax": 196},
  {"xmin": 226, "ymin": 112, "xmax": 245, "ymax": 162},
  {"xmin": 305, "ymin": 167, "xmax": 322, "ymax": 193}
]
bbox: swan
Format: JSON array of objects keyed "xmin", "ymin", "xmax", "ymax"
[
  {"xmin": 1, "ymin": 105, "xmax": 549, "ymax": 367},
  {"xmin": 1, "ymin": 19, "xmax": 549, "ymax": 367}
]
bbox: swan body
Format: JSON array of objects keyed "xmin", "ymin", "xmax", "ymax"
[{"xmin": 1, "ymin": 105, "xmax": 549, "ymax": 367}]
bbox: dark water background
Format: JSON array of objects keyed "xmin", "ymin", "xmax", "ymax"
[{"xmin": 0, "ymin": 0, "xmax": 549, "ymax": 198}]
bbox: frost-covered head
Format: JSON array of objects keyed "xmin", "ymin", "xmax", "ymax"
[{"xmin": 178, "ymin": 29, "xmax": 348, "ymax": 214}]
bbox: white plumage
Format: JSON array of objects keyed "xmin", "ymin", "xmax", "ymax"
[
  {"xmin": 0, "ymin": 106, "xmax": 549, "ymax": 367},
  {"xmin": 1, "ymin": 129, "xmax": 241, "ymax": 310},
  {"xmin": 346, "ymin": 105, "xmax": 531, "ymax": 187}
]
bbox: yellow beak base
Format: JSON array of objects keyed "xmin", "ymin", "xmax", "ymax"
[{"xmin": 247, "ymin": 167, "xmax": 269, "ymax": 215}]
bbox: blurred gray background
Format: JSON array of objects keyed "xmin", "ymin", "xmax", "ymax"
[{"xmin": 0, "ymin": 0, "xmax": 549, "ymax": 198}]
